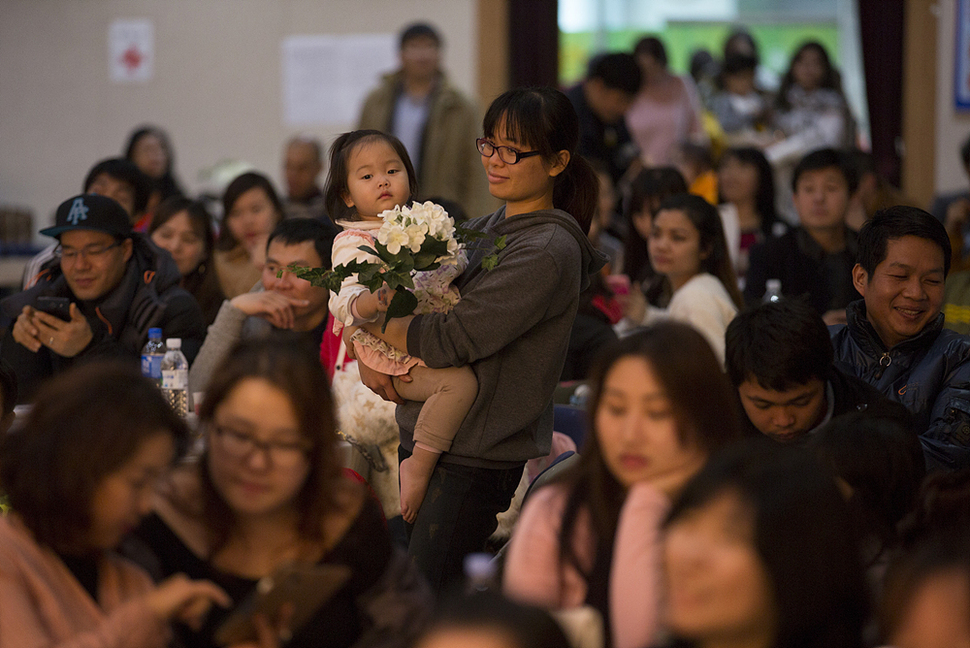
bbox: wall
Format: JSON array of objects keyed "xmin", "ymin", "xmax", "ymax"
[
  {"xmin": 0, "ymin": 0, "xmax": 481, "ymax": 232},
  {"xmin": 936, "ymin": 0, "xmax": 970, "ymax": 193}
]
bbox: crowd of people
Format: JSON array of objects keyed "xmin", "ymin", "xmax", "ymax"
[{"xmin": 1, "ymin": 20, "xmax": 970, "ymax": 648}]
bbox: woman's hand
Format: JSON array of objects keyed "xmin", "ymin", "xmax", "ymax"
[{"xmin": 144, "ymin": 573, "xmax": 232, "ymax": 629}]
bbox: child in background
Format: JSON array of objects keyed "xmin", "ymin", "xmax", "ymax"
[
  {"xmin": 673, "ymin": 141, "xmax": 718, "ymax": 205},
  {"xmin": 324, "ymin": 130, "xmax": 478, "ymax": 524}
]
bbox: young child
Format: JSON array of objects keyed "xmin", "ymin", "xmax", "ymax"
[{"xmin": 324, "ymin": 130, "xmax": 478, "ymax": 523}]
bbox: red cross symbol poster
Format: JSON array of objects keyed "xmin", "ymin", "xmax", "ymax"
[{"xmin": 109, "ymin": 19, "xmax": 154, "ymax": 83}]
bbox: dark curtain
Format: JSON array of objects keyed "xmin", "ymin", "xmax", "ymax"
[
  {"xmin": 509, "ymin": 0, "xmax": 559, "ymax": 88},
  {"xmin": 857, "ymin": 0, "xmax": 904, "ymax": 186}
]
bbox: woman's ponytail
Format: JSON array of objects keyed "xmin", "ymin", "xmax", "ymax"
[{"xmin": 554, "ymin": 154, "xmax": 598, "ymax": 235}]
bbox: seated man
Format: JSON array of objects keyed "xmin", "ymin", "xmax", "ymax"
[
  {"xmin": 189, "ymin": 217, "xmax": 333, "ymax": 392},
  {"xmin": 726, "ymin": 297, "xmax": 908, "ymax": 443},
  {"xmin": 1, "ymin": 194, "xmax": 205, "ymax": 402},
  {"xmin": 831, "ymin": 206, "xmax": 970, "ymax": 471},
  {"xmin": 22, "ymin": 157, "xmax": 151, "ymax": 288},
  {"xmin": 745, "ymin": 148, "xmax": 859, "ymax": 324}
]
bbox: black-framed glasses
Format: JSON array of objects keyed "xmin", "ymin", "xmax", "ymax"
[
  {"xmin": 212, "ymin": 424, "xmax": 311, "ymax": 468},
  {"xmin": 56, "ymin": 241, "xmax": 123, "ymax": 263},
  {"xmin": 476, "ymin": 138, "xmax": 542, "ymax": 165}
]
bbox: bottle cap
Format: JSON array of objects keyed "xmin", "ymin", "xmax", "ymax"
[
  {"xmin": 166, "ymin": 338, "xmax": 182, "ymax": 349},
  {"xmin": 149, "ymin": 327, "xmax": 162, "ymax": 338}
]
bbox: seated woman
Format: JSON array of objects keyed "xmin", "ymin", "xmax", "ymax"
[
  {"xmin": 662, "ymin": 439, "xmax": 868, "ymax": 648},
  {"xmin": 0, "ymin": 362, "xmax": 251, "ymax": 648},
  {"xmin": 620, "ymin": 194, "xmax": 743, "ymax": 363},
  {"xmin": 716, "ymin": 147, "xmax": 783, "ymax": 282},
  {"xmin": 503, "ymin": 323, "xmax": 743, "ymax": 648},
  {"xmin": 149, "ymin": 196, "xmax": 225, "ymax": 326},
  {"xmin": 131, "ymin": 336, "xmax": 432, "ymax": 648},
  {"xmin": 124, "ymin": 125, "xmax": 186, "ymax": 225},
  {"xmin": 213, "ymin": 173, "xmax": 285, "ymax": 299}
]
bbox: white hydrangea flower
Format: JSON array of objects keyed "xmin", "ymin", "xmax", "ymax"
[
  {"xmin": 404, "ymin": 223, "xmax": 428, "ymax": 252},
  {"xmin": 378, "ymin": 222, "xmax": 409, "ymax": 255}
]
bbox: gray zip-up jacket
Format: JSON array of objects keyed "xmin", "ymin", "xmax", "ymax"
[{"xmin": 400, "ymin": 206, "xmax": 606, "ymax": 468}]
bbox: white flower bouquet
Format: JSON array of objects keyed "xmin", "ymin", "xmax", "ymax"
[{"xmin": 287, "ymin": 201, "xmax": 504, "ymax": 330}]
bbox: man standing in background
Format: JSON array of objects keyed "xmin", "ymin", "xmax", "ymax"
[{"xmin": 358, "ymin": 22, "xmax": 491, "ymax": 220}]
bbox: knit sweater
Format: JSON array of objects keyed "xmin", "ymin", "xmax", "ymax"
[{"xmin": 402, "ymin": 207, "xmax": 606, "ymax": 468}]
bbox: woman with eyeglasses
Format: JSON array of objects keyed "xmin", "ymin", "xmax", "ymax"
[
  {"xmin": 129, "ymin": 336, "xmax": 433, "ymax": 648},
  {"xmin": 353, "ymin": 86, "xmax": 605, "ymax": 594}
]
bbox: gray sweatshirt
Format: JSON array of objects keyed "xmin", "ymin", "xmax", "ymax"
[{"xmin": 402, "ymin": 206, "xmax": 606, "ymax": 468}]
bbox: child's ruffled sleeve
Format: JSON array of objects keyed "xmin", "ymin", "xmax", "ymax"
[{"xmin": 329, "ymin": 230, "xmax": 382, "ymax": 327}]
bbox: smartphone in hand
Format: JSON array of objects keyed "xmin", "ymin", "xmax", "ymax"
[{"xmin": 34, "ymin": 296, "xmax": 71, "ymax": 321}]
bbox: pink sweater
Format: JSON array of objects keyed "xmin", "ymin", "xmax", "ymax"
[
  {"xmin": 0, "ymin": 514, "xmax": 169, "ymax": 648},
  {"xmin": 503, "ymin": 482, "xmax": 669, "ymax": 648}
]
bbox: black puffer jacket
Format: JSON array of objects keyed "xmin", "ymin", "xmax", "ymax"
[
  {"xmin": 0, "ymin": 234, "xmax": 205, "ymax": 402},
  {"xmin": 831, "ymin": 300, "xmax": 970, "ymax": 471}
]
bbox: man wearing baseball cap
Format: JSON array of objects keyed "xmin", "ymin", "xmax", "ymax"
[{"xmin": 0, "ymin": 193, "xmax": 205, "ymax": 402}]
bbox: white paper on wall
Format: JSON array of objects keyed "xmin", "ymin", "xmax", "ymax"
[
  {"xmin": 109, "ymin": 19, "xmax": 154, "ymax": 83},
  {"xmin": 282, "ymin": 34, "xmax": 397, "ymax": 126}
]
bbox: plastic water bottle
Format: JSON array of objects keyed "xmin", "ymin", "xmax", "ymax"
[
  {"xmin": 141, "ymin": 328, "xmax": 166, "ymax": 387},
  {"xmin": 763, "ymin": 279, "xmax": 782, "ymax": 304},
  {"xmin": 463, "ymin": 552, "xmax": 497, "ymax": 594},
  {"xmin": 161, "ymin": 338, "xmax": 190, "ymax": 417}
]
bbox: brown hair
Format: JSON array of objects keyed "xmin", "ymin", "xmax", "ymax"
[
  {"xmin": 195, "ymin": 335, "xmax": 345, "ymax": 551},
  {"xmin": 0, "ymin": 361, "xmax": 188, "ymax": 552},
  {"xmin": 556, "ymin": 323, "xmax": 743, "ymax": 575}
]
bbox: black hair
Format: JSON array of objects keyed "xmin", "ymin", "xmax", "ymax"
[
  {"xmin": 725, "ymin": 298, "xmax": 833, "ymax": 389},
  {"xmin": 323, "ymin": 130, "xmax": 417, "ymax": 223},
  {"xmin": 0, "ymin": 361, "xmax": 188, "ymax": 553},
  {"xmin": 123, "ymin": 125, "xmax": 186, "ymax": 201},
  {"xmin": 586, "ymin": 52, "xmax": 642, "ymax": 95},
  {"xmin": 721, "ymin": 52, "xmax": 758, "ymax": 76},
  {"xmin": 808, "ymin": 412, "xmax": 924, "ymax": 565},
  {"xmin": 689, "ymin": 49, "xmax": 717, "ymax": 84},
  {"xmin": 634, "ymin": 36, "xmax": 668, "ymax": 67},
  {"xmin": 483, "ymin": 86, "xmax": 598, "ymax": 234},
  {"xmin": 718, "ymin": 147, "xmax": 779, "ymax": 239},
  {"xmin": 724, "ymin": 29, "xmax": 759, "ymax": 60},
  {"xmin": 557, "ymin": 324, "xmax": 744, "ymax": 579},
  {"xmin": 421, "ymin": 592, "xmax": 569, "ymax": 648},
  {"xmin": 856, "ymin": 205, "xmax": 951, "ymax": 278},
  {"xmin": 83, "ymin": 157, "xmax": 152, "ymax": 216},
  {"xmin": 665, "ymin": 439, "xmax": 868, "ymax": 648},
  {"xmin": 217, "ymin": 172, "xmax": 285, "ymax": 251},
  {"xmin": 267, "ymin": 217, "xmax": 335, "ymax": 270},
  {"xmin": 623, "ymin": 166, "xmax": 688, "ymax": 285},
  {"xmin": 776, "ymin": 41, "xmax": 844, "ymax": 112},
  {"xmin": 791, "ymin": 148, "xmax": 858, "ymax": 195},
  {"xmin": 399, "ymin": 22, "xmax": 441, "ymax": 49},
  {"xmin": 655, "ymin": 193, "xmax": 744, "ymax": 309}
]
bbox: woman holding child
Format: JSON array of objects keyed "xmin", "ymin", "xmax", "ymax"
[{"xmin": 355, "ymin": 86, "xmax": 606, "ymax": 592}]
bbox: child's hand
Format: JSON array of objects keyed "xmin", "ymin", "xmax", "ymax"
[{"xmin": 375, "ymin": 283, "xmax": 396, "ymax": 313}]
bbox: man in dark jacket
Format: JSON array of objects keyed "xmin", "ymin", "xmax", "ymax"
[
  {"xmin": 830, "ymin": 206, "xmax": 970, "ymax": 471},
  {"xmin": 1, "ymin": 194, "xmax": 205, "ymax": 402},
  {"xmin": 726, "ymin": 297, "xmax": 910, "ymax": 442}
]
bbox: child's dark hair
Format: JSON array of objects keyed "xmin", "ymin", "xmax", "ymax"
[
  {"xmin": 482, "ymin": 87, "xmax": 598, "ymax": 234},
  {"xmin": 324, "ymin": 130, "xmax": 417, "ymax": 223},
  {"xmin": 725, "ymin": 297, "xmax": 833, "ymax": 389},
  {"xmin": 791, "ymin": 148, "xmax": 858, "ymax": 195}
]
